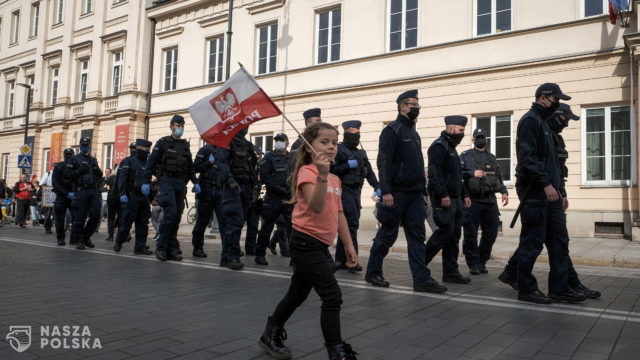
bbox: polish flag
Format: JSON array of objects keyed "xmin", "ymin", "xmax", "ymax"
[{"xmin": 189, "ymin": 67, "xmax": 282, "ymax": 148}]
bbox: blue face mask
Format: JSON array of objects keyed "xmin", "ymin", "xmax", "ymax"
[
  {"xmin": 173, "ymin": 127, "xmax": 184, "ymax": 137},
  {"xmin": 80, "ymin": 146, "xmax": 90, "ymax": 154}
]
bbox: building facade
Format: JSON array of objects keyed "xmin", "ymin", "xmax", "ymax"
[{"xmin": 2, "ymin": 0, "xmax": 639, "ymax": 239}]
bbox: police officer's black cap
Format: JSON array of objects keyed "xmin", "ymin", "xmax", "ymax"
[
  {"xmin": 473, "ymin": 128, "xmax": 487, "ymax": 137},
  {"xmin": 63, "ymin": 148, "xmax": 74, "ymax": 156},
  {"xmin": 274, "ymin": 132, "xmax": 288, "ymax": 141},
  {"xmin": 535, "ymin": 83, "xmax": 571, "ymax": 100},
  {"xmin": 556, "ymin": 103, "xmax": 580, "ymax": 120},
  {"xmin": 255, "ymin": 146, "xmax": 264, "ymax": 155},
  {"xmin": 444, "ymin": 115, "xmax": 468, "ymax": 127},
  {"xmin": 396, "ymin": 89, "xmax": 418, "ymax": 104},
  {"xmin": 79, "ymin": 137, "xmax": 91, "ymax": 146},
  {"xmin": 170, "ymin": 114, "xmax": 185, "ymax": 124},
  {"xmin": 341, "ymin": 120, "xmax": 361, "ymax": 130},
  {"xmin": 303, "ymin": 108, "xmax": 321, "ymax": 120},
  {"xmin": 129, "ymin": 142, "xmax": 136, "ymax": 149},
  {"xmin": 135, "ymin": 139, "xmax": 152, "ymax": 148}
]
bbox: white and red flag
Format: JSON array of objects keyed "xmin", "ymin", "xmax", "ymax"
[{"xmin": 189, "ymin": 66, "xmax": 282, "ymax": 148}]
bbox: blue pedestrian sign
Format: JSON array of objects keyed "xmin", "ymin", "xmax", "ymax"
[{"xmin": 18, "ymin": 155, "xmax": 32, "ymax": 169}]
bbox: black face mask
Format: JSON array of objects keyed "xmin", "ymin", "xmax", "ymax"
[
  {"xmin": 407, "ymin": 107, "xmax": 420, "ymax": 121},
  {"xmin": 442, "ymin": 130, "xmax": 464, "ymax": 146},
  {"xmin": 236, "ymin": 128, "xmax": 248, "ymax": 138},
  {"xmin": 548, "ymin": 99, "xmax": 560, "ymax": 112},
  {"xmin": 549, "ymin": 114, "xmax": 567, "ymax": 133},
  {"xmin": 343, "ymin": 132, "xmax": 360, "ymax": 147},
  {"xmin": 474, "ymin": 138, "xmax": 487, "ymax": 149},
  {"xmin": 135, "ymin": 149, "xmax": 149, "ymax": 161}
]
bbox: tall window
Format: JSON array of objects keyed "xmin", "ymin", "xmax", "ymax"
[
  {"xmin": 103, "ymin": 143, "xmax": 113, "ymax": 170},
  {"xmin": 78, "ymin": 60, "xmax": 89, "ymax": 101},
  {"xmin": 476, "ymin": 0, "xmax": 511, "ymax": 36},
  {"xmin": 252, "ymin": 133, "xmax": 274, "ymax": 153},
  {"xmin": 112, "ymin": 51, "xmax": 123, "ymax": 95},
  {"xmin": 30, "ymin": 2, "xmax": 39, "ymax": 37},
  {"xmin": 7, "ymin": 81, "xmax": 15, "ymax": 116},
  {"xmin": 163, "ymin": 48, "xmax": 178, "ymax": 91},
  {"xmin": 317, "ymin": 8, "xmax": 341, "ymax": 64},
  {"xmin": 584, "ymin": 0, "xmax": 609, "ymax": 17},
  {"xmin": 42, "ymin": 149, "xmax": 50, "ymax": 175},
  {"xmin": 54, "ymin": 0, "xmax": 64, "ymax": 24},
  {"xmin": 2, "ymin": 154, "xmax": 9, "ymax": 181},
  {"xmin": 584, "ymin": 106, "xmax": 633, "ymax": 184},
  {"xmin": 26, "ymin": 75, "xmax": 34, "ymax": 106},
  {"xmin": 207, "ymin": 36, "xmax": 224, "ymax": 83},
  {"xmin": 82, "ymin": 0, "xmax": 93, "ymax": 15},
  {"xmin": 10, "ymin": 11, "xmax": 20, "ymax": 44},
  {"xmin": 389, "ymin": 0, "xmax": 417, "ymax": 51},
  {"xmin": 474, "ymin": 115, "xmax": 512, "ymax": 182},
  {"xmin": 257, "ymin": 23, "xmax": 277, "ymax": 75},
  {"xmin": 50, "ymin": 68, "xmax": 59, "ymax": 106}
]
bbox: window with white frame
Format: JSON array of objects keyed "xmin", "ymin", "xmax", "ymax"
[
  {"xmin": 7, "ymin": 81, "xmax": 15, "ymax": 117},
  {"xmin": 103, "ymin": 143, "xmax": 114, "ymax": 170},
  {"xmin": 476, "ymin": 0, "xmax": 511, "ymax": 36},
  {"xmin": 27, "ymin": 75, "xmax": 34, "ymax": 106},
  {"xmin": 584, "ymin": 106, "xmax": 634, "ymax": 184},
  {"xmin": 50, "ymin": 67, "xmax": 59, "ymax": 106},
  {"xmin": 257, "ymin": 23, "xmax": 277, "ymax": 75},
  {"xmin": 82, "ymin": 0, "xmax": 93, "ymax": 15},
  {"xmin": 389, "ymin": 0, "xmax": 418, "ymax": 51},
  {"xmin": 111, "ymin": 51, "xmax": 123, "ymax": 95},
  {"xmin": 42, "ymin": 149, "xmax": 50, "ymax": 174},
  {"xmin": 583, "ymin": 0, "xmax": 609, "ymax": 17},
  {"xmin": 316, "ymin": 8, "xmax": 341, "ymax": 64},
  {"xmin": 78, "ymin": 60, "xmax": 89, "ymax": 101},
  {"xmin": 54, "ymin": 0, "xmax": 64, "ymax": 24},
  {"xmin": 10, "ymin": 10, "xmax": 20, "ymax": 44},
  {"xmin": 2, "ymin": 154, "xmax": 9, "ymax": 181},
  {"xmin": 252, "ymin": 133, "xmax": 274, "ymax": 153},
  {"xmin": 163, "ymin": 48, "xmax": 178, "ymax": 91},
  {"xmin": 207, "ymin": 36, "xmax": 224, "ymax": 84},
  {"xmin": 30, "ymin": 2, "xmax": 39, "ymax": 37},
  {"xmin": 474, "ymin": 114, "xmax": 512, "ymax": 182}
]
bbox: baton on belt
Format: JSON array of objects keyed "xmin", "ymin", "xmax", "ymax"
[{"xmin": 509, "ymin": 182, "xmax": 534, "ymax": 229}]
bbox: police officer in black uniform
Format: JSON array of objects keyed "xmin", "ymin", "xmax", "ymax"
[
  {"xmin": 506, "ymin": 83, "xmax": 585, "ymax": 304},
  {"xmin": 365, "ymin": 89, "xmax": 441, "ymax": 293},
  {"xmin": 425, "ymin": 116, "xmax": 472, "ymax": 287},
  {"xmin": 460, "ymin": 128, "xmax": 509, "ymax": 275},
  {"xmin": 192, "ymin": 142, "xmax": 245, "ymax": 269},
  {"xmin": 113, "ymin": 139, "xmax": 153, "ymax": 255},
  {"xmin": 290, "ymin": 108, "xmax": 322, "ymax": 152},
  {"xmin": 254, "ymin": 133, "xmax": 292, "ymax": 266},
  {"xmin": 228, "ymin": 127, "xmax": 258, "ymax": 253},
  {"xmin": 52, "ymin": 148, "xmax": 76, "ymax": 245},
  {"xmin": 66, "ymin": 137, "xmax": 103, "ymax": 250},
  {"xmin": 245, "ymin": 146, "xmax": 264, "ymax": 256},
  {"xmin": 331, "ymin": 120, "xmax": 379, "ymax": 273},
  {"xmin": 142, "ymin": 115, "xmax": 200, "ymax": 262}
]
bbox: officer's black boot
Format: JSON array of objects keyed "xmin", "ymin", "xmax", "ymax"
[
  {"xmin": 258, "ymin": 317, "xmax": 292, "ymax": 360},
  {"xmin": 193, "ymin": 248, "xmax": 207, "ymax": 258},
  {"xmin": 479, "ymin": 263, "xmax": 488, "ymax": 274},
  {"xmin": 113, "ymin": 241, "xmax": 122, "ymax": 253},
  {"xmin": 549, "ymin": 288, "xmax": 586, "ymax": 303},
  {"xmin": 167, "ymin": 249, "xmax": 183, "ymax": 261},
  {"xmin": 326, "ymin": 342, "xmax": 358, "ymax": 360},
  {"xmin": 570, "ymin": 283, "xmax": 601, "ymax": 299},
  {"xmin": 498, "ymin": 268, "xmax": 518, "ymax": 290},
  {"xmin": 155, "ymin": 249, "xmax": 167, "ymax": 261},
  {"xmin": 227, "ymin": 258, "xmax": 244, "ymax": 270},
  {"xmin": 75, "ymin": 239, "xmax": 86, "ymax": 250},
  {"xmin": 84, "ymin": 238, "xmax": 95, "ymax": 248},
  {"xmin": 56, "ymin": 237, "xmax": 66, "ymax": 246},
  {"xmin": 469, "ymin": 265, "xmax": 481, "ymax": 275},
  {"xmin": 255, "ymin": 256, "xmax": 269, "ymax": 266},
  {"xmin": 442, "ymin": 272, "xmax": 471, "ymax": 284},
  {"xmin": 105, "ymin": 234, "xmax": 114, "ymax": 242}
]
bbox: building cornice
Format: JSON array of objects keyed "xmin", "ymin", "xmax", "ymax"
[
  {"xmin": 0, "ymin": 48, "xmax": 37, "ymax": 66},
  {"xmin": 197, "ymin": 13, "xmax": 228, "ymax": 28},
  {"xmin": 69, "ymin": 40, "xmax": 93, "ymax": 51},
  {"xmin": 246, "ymin": 0, "xmax": 284, "ymax": 15},
  {"xmin": 101, "ymin": 30, "xmax": 127, "ymax": 43},
  {"xmin": 0, "ymin": 66, "xmax": 19, "ymax": 74},
  {"xmin": 42, "ymin": 49, "xmax": 63, "ymax": 60},
  {"xmin": 156, "ymin": 26, "xmax": 184, "ymax": 39},
  {"xmin": 19, "ymin": 60, "xmax": 36, "ymax": 69}
]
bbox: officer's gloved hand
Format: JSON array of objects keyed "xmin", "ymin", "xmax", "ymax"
[
  {"xmin": 229, "ymin": 182, "xmax": 241, "ymax": 193},
  {"xmin": 141, "ymin": 184, "xmax": 150, "ymax": 196},
  {"xmin": 375, "ymin": 189, "xmax": 382, "ymax": 198},
  {"xmin": 208, "ymin": 154, "xmax": 215, "ymax": 163},
  {"xmin": 120, "ymin": 195, "xmax": 128, "ymax": 203},
  {"xmin": 193, "ymin": 184, "xmax": 201, "ymax": 194},
  {"xmin": 348, "ymin": 159, "xmax": 358, "ymax": 168},
  {"xmin": 66, "ymin": 192, "xmax": 75, "ymax": 200}
]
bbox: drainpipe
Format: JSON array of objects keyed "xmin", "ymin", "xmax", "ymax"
[
  {"xmin": 144, "ymin": 18, "xmax": 157, "ymax": 139},
  {"xmin": 225, "ymin": 0, "xmax": 234, "ymax": 80},
  {"xmin": 632, "ymin": 47, "xmax": 640, "ymax": 229}
]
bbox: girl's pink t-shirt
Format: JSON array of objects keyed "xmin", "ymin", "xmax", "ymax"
[{"xmin": 292, "ymin": 164, "xmax": 343, "ymax": 246}]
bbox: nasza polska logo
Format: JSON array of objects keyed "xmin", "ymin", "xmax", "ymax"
[
  {"xmin": 5, "ymin": 326, "xmax": 31, "ymax": 353},
  {"xmin": 6, "ymin": 325, "xmax": 102, "ymax": 353}
]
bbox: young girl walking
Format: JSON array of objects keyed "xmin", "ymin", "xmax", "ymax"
[{"xmin": 259, "ymin": 122, "xmax": 359, "ymax": 360}]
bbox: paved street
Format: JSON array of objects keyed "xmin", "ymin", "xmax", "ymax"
[{"xmin": 1, "ymin": 226, "xmax": 639, "ymax": 360}]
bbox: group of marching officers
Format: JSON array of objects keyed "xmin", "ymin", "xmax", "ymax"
[{"xmin": 48, "ymin": 82, "xmax": 601, "ymax": 304}]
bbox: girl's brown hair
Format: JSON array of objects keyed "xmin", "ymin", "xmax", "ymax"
[{"xmin": 287, "ymin": 122, "xmax": 339, "ymax": 203}]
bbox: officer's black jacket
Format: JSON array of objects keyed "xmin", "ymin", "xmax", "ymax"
[
  {"xmin": 259, "ymin": 150, "xmax": 291, "ymax": 197},
  {"xmin": 65, "ymin": 153, "xmax": 102, "ymax": 188},
  {"xmin": 548, "ymin": 126, "xmax": 569, "ymax": 197},
  {"xmin": 460, "ymin": 148, "xmax": 508, "ymax": 203},
  {"xmin": 193, "ymin": 144, "xmax": 234, "ymax": 188},
  {"xmin": 52, "ymin": 161, "xmax": 73, "ymax": 196},
  {"xmin": 332, "ymin": 143, "xmax": 379, "ymax": 190},
  {"xmin": 144, "ymin": 135, "xmax": 197, "ymax": 184},
  {"xmin": 228, "ymin": 135, "xmax": 258, "ymax": 186},
  {"xmin": 427, "ymin": 133, "xmax": 468, "ymax": 200},
  {"xmin": 515, "ymin": 103, "xmax": 561, "ymax": 190},
  {"xmin": 290, "ymin": 137, "xmax": 302, "ymax": 152},
  {"xmin": 117, "ymin": 155, "xmax": 147, "ymax": 197},
  {"xmin": 377, "ymin": 114, "xmax": 426, "ymax": 195}
]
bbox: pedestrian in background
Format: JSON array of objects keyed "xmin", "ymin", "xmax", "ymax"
[{"xmin": 13, "ymin": 174, "xmax": 34, "ymax": 228}]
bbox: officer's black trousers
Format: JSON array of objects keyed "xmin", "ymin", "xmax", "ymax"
[
  {"xmin": 70, "ymin": 189, "xmax": 102, "ymax": 244},
  {"xmin": 335, "ymin": 186, "xmax": 361, "ymax": 265},
  {"xmin": 462, "ymin": 201, "xmax": 500, "ymax": 267},
  {"xmin": 116, "ymin": 194, "xmax": 150, "ymax": 252},
  {"xmin": 245, "ymin": 198, "xmax": 261, "ymax": 254},
  {"xmin": 270, "ymin": 230, "xmax": 343, "ymax": 347},
  {"xmin": 107, "ymin": 198, "xmax": 122, "ymax": 237},
  {"xmin": 54, "ymin": 197, "xmax": 71, "ymax": 241},
  {"xmin": 425, "ymin": 197, "xmax": 464, "ymax": 277},
  {"xmin": 255, "ymin": 194, "xmax": 289, "ymax": 258},
  {"xmin": 156, "ymin": 177, "xmax": 186, "ymax": 254}
]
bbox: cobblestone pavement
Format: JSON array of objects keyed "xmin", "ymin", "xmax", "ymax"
[{"xmin": 0, "ymin": 227, "xmax": 639, "ymax": 359}]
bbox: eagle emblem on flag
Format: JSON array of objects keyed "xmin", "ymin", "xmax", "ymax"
[{"xmin": 210, "ymin": 88, "xmax": 242, "ymax": 123}]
